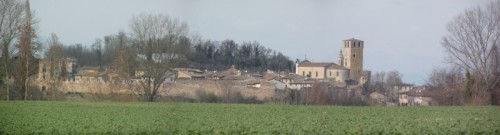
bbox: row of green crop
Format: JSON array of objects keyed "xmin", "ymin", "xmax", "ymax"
[{"xmin": 1, "ymin": 101, "xmax": 499, "ymax": 134}]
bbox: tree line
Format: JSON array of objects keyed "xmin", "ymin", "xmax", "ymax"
[
  {"xmin": 58, "ymin": 35, "xmax": 294, "ymax": 73},
  {"xmin": 0, "ymin": 0, "xmax": 293, "ymax": 101}
]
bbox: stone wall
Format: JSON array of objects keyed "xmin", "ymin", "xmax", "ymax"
[
  {"xmin": 35, "ymin": 79, "xmax": 277, "ymax": 101},
  {"xmin": 162, "ymin": 79, "xmax": 276, "ymax": 101}
]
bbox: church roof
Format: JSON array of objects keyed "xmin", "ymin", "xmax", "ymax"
[
  {"xmin": 327, "ymin": 63, "xmax": 349, "ymax": 70},
  {"xmin": 297, "ymin": 61, "xmax": 334, "ymax": 67},
  {"xmin": 343, "ymin": 38, "xmax": 363, "ymax": 42}
]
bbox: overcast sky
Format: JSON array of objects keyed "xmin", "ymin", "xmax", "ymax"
[{"xmin": 30, "ymin": 0, "xmax": 490, "ymax": 85}]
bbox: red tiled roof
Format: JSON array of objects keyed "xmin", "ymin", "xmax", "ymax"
[
  {"xmin": 297, "ymin": 62, "xmax": 334, "ymax": 67},
  {"xmin": 280, "ymin": 74, "xmax": 300, "ymax": 79},
  {"xmin": 262, "ymin": 72, "xmax": 278, "ymax": 80},
  {"xmin": 327, "ymin": 63, "xmax": 349, "ymax": 70}
]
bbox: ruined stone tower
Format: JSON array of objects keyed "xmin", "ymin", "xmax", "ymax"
[{"xmin": 342, "ymin": 38, "xmax": 364, "ymax": 81}]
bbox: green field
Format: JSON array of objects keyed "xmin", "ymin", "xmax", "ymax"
[{"xmin": 0, "ymin": 101, "xmax": 499, "ymax": 134}]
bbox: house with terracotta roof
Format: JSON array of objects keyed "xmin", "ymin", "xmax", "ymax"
[
  {"xmin": 174, "ymin": 68, "xmax": 204, "ymax": 79},
  {"xmin": 288, "ymin": 76, "xmax": 315, "ymax": 90},
  {"xmin": 399, "ymin": 87, "xmax": 434, "ymax": 106}
]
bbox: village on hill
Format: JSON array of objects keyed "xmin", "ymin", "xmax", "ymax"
[
  {"xmin": 2, "ymin": 0, "xmax": 498, "ymax": 106},
  {"xmin": 31, "ymin": 38, "xmax": 432, "ymax": 106},
  {"xmin": 1, "ymin": 0, "xmax": 499, "ymax": 134}
]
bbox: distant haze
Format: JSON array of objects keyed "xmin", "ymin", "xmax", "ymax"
[{"xmin": 31, "ymin": 0, "xmax": 490, "ymax": 85}]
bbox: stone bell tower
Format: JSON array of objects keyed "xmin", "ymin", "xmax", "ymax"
[
  {"xmin": 342, "ymin": 38, "xmax": 364, "ymax": 81},
  {"xmin": 337, "ymin": 50, "xmax": 344, "ymax": 67}
]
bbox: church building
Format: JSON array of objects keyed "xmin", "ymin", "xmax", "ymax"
[{"xmin": 295, "ymin": 38, "xmax": 364, "ymax": 82}]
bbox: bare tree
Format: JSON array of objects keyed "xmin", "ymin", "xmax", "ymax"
[
  {"xmin": 103, "ymin": 31, "xmax": 129, "ymax": 66},
  {"xmin": 129, "ymin": 14, "xmax": 189, "ymax": 102},
  {"xmin": 442, "ymin": 0, "xmax": 500, "ymax": 105},
  {"xmin": 15, "ymin": 0, "xmax": 39, "ymax": 100},
  {"xmin": 385, "ymin": 70, "xmax": 403, "ymax": 87},
  {"xmin": 0, "ymin": 0, "xmax": 25, "ymax": 100},
  {"xmin": 385, "ymin": 70, "xmax": 404, "ymax": 101},
  {"xmin": 426, "ymin": 68, "xmax": 465, "ymax": 92},
  {"xmin": 110, "ymin": 32, "xmax": 137, "ymax": 80},
  {"xmin": 91, "ymin": 38, "xmax": 103, "ymax": 66},
  {"xmin": 113, "ymin": 48, "xmax": 136, "ymax": 77},
  {"xmin": 425, "ymin": 67, "xmax": 466, "ymax": 105},
  {"xmin": 368, "ymin": 71, "xmax": 386, "ymax": 93},
  {"xmin": 44, "ymin": 33, "xmax": 66, "ymax": 100}
]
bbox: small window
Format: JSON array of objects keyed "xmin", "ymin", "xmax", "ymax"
[
  {"xmin": 329, "ymin": 72, "xmax": 332, "ymax": 76},
  {"xmin": 336, "ymin": 71, "xmax": 339, "ymax": 76},
  {"xmin": 353, "ymin": 54, "xmax": 356, "ymax": 58},
  {"xmin": 316, "ymin": 72, "xmax": 318, "ymax": 77},
  {"xmin": 309, "ymin": 72, "xmax": 311, "ymax": 76},
  {"xmin": 302, "ymin": 71, "xmax": 305, "ymax": 76}
]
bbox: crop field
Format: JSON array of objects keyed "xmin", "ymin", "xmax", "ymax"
[{"xmin": 0, "ymin": 101, "xmax": 499, "ymax": 134}]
